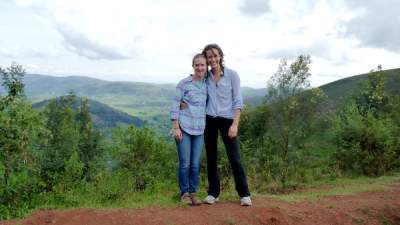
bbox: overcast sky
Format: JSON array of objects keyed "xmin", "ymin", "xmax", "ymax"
[{"xmin": 1, "ymin": 0, "xmax": 399, "ymax": 88}]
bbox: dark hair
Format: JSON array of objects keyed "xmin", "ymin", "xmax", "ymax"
[
  {"xmin": 202, "ymin": 43, "xmax": 224, "ymax": 70},
  {"xmin": 192, "ymin": 53, "xmax": 207, "ymax": 67}
]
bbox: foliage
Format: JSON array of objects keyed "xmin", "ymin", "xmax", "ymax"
[
  {"xmin": 0, "ymin": 63, "xmax": 46, "ymax": 219},
  {"xmin": 110, "ymin": 126, "xmax": 176, "ymax": 191},
  {"xmin": 241, "ymin": 55, "xmax": 327, "ymax": 187},
  {"xmin": 76, "ymin": 98, "xmax": 102, "ymax": 181},
  {"xmin": 38, "ymin": 93, "xmax": 80, "ymax": 189},
  {"xmin": 331, "ymin": 68, "xmax": 400, "ymax": 176}
]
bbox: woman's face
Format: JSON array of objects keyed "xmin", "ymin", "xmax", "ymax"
[
  {"xmin": 193, "ymin": 57, "xmax": 207, "ymax": 78},
  {"xmin": 205, "ymin": 48, "xmax": 221, "ymax": 70}
]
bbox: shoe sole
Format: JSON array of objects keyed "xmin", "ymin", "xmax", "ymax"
[
  {"xmin": 203, "ymin": 201, "xmax": 215, "ymax": 204},
  {"xmin": 240, "ymin": 202, "xmax": 252, "ymax": 206},
  {"xmin": 203, "ymin": 198, "xmax": 219, "ymax": 205}
]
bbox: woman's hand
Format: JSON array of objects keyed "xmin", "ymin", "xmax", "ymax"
[
  {"xmin": 174, "ymin": 128, "xmax": 183, "ymax": 141},
  {"xmin": 228, "ymin": 124, "xmax": 238, "ymax": 138},
  {"xmin": 180, "ymin": 102, "xmax": 188, "ymax": 110}
]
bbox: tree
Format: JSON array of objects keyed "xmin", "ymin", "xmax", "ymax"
[
  {"xmin": 0, "ymin": 63, "xmax": 25, "ymax": 104},
  {"xmin": 75, "ymin": 98, "xmax": 102, "ymax": 181},
  {"xmin": 256, "ymin": 55, "xmax": 326, "ymax": 186},
  {"xmin": 266, "ymin": 55, "xmax": 312, "ymax": 102},
  {"xmin": 110, "ymin": 125, "xmax": 175, "ymax": 191},
  {"xmin": 356, "ymin": 67, "xmax": 390, "ymax": 117},
  {"xmin": 0, "ymin": 63, "xmax": 43, "ymax": 185},
  {"xmin": 331, "ymin": 66, "xmax": 399, "ymax": 176},
  {"xmin": 39, "ymin": 93, "xmax": 80, "ymax": 189},
  {"xmin": 0, "ymin": 63, "xmax": 46, "ymax": 219}
]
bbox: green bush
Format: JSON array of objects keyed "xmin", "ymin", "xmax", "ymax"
[
  {"xmin": 331, "ymin": 102, "xmax": 398, "ymax": 176},
  {"xmin": 331, "ymin": 69, "xmax": 400, "ymax": 176},
  {"xmin": 110, "ymin": 126, "xmax": 176, "ymax": 191}
]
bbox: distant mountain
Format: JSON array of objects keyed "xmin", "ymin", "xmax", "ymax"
[
  {"xmin": 241, "ymin": 87, "xmax": 266, "ymax": 107},
  {"xmin": 32, "ymin": 96, "xmax": 144, "ymax": 129},
  {"xmin": 1, "ymin": 69, "xmax": 397, "ymax": 126},
  {"xmin": 0, "ymin": 74, "xmax": 266, "ymax": 117}
]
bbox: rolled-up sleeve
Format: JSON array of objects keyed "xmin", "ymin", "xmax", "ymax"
[
  {"xmin": 231, "ymin": 71, "xmax": 243, "ymax": 110},
  {"xmin": 170, "ymin": 81, "xmax": 184, "ymax": 120}
]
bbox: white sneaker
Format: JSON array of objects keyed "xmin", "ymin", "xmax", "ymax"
[
  {"xmin": 203, "ymin": 195, "xmax": 219, "ymax": 204},
  {"xmin": 240, "ymin": 196, "xmax": 252, "ymax": 206}
]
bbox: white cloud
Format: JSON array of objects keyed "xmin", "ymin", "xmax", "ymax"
[
  {"xmin": 238, "ymin": 0, "xmax": 271, "ymax": 16},
  {"xmin": 344, "ymin": 0, "xmax": 400, "ymax": 53},
  {"xmin": 0, "ymin": 0, "xmax": 398, "ymax": 88}
]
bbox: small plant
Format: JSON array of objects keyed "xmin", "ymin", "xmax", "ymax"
[{"xmin": 226, "ymin": 217, "xmax": 236, "ymax": 225}]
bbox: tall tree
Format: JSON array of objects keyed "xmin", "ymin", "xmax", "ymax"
[
  {"xmin": 0, "ymin": 63, "xmax": 43, "ymax": 184},
  {"xmin": 260, "ymin": 55, "xmax": 326, "ymax": 185},
  {"xmin": 76, "ymin": 98, "xmax": 101, "ymax": 181},
  {"xmin": 40, "ymin": 93, "xmax": 79, "ymax": 189}
]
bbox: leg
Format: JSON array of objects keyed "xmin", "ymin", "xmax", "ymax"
[
  {"xmin": 176, "ymin": 130, "xmax": 191, "ymax": 195},
  {"xmin": 189, "ymin": 134, "xmax": 204, "ymax": 194},
  {"xmin": 204, "ymin": 115, "xmax": 220, "ymax": 198},
  {"xmin": 219, "ymin": 118, "xmax": 251, "ymax": 198}
]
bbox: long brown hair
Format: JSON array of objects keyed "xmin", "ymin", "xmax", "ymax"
[{"xmin": 202, "ymin": 43, "xmax": 224, "ymax": 71}]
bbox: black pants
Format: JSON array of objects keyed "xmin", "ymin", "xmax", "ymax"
[{"xmin": 204, "ymin": 115, "xmax": 250, "ymax": 198}]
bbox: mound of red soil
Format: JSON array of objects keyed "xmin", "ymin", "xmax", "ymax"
[{"xmin": 2, "ymin": 185, "xmax": 400, "ymax": 225}]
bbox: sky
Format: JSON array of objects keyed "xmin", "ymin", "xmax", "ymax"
[{"xmin": 0, "ymin": 0, "xmax": 399, "ymax": 88}]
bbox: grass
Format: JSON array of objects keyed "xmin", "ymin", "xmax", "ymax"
[
  {"xmin": 258, "ymin": 173, "xmax": 400, "ymax": 202},
  {"xmin": 225, "ymin": 217, "xmax": 236, "ymax": 225},
  {"xmin": 353, "ymin": 217, "xmax": 365, "ymax": 225},
  {"xmin": 5, "ymin": 173, "xmax": 400, "ymax": 221},
  {"xmin": 379, "ymin": 215, "xmax": 392, "ymax": 225}
]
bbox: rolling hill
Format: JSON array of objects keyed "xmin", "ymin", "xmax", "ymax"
[
  {"xmin": 32, "ymin": 96, "xmax": 144, "ymax": 129},
  {"xmin": 319, "ymin": 68, "xmax": 400, "ymax": 104},
  {"xmin": 2, "ymin": 69, "xmax": 397, "ymax": 134},
  {"xmin": 0, "ymin": 74, "xmax": 267, "ymax": 119}
]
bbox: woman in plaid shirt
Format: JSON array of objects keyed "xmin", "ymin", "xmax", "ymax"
[{"xmin": 170, "ymin": 53, "xmax": 207, "ymax": 205}]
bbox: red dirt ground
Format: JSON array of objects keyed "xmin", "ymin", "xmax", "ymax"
[{"xmin": 2, "ymin": 184, "xmax": 400, "ymax": 225}]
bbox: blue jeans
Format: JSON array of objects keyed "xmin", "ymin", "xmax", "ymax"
[{"xmin": 176, "ymin": 130, "xmax": 204, "ymax": 195}]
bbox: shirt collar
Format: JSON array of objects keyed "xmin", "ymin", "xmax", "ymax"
[
  {"xmin": 209, "ymin": 68, "xmax": 224, "ymax": 79},
  {"xmin": 189, "ymin": 74, "xmax": 205, "ymax": 82}
]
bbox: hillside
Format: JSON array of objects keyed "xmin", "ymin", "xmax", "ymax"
[
  {"xmin": 33, "ymin": 96, "xmax": 144, "ymax": 129},
  {"xmin": 3, "ymin": 69, "xmax": 398, "ymax": 134},
  {"xmin": 0, "ymin": 74, "xmax": 267, "ymax": 117},
  {"xmin": 17, "ymin": 74, "xmax": 176, "ymax": 118},
  {"xmin": 319, "ymin": 68, "xmax": 400, "ymax": 104}
]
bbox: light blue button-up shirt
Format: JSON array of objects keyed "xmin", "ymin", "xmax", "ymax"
[{"xmin": 206, "ymin": 67, "xmax": 243, "ymax": 119}]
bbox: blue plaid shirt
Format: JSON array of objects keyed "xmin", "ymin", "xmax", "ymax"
[{"xmin": 170, "ymin": 75, "xmax": 207, "ymax": 135}]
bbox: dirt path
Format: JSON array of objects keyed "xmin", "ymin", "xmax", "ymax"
[{"xmin": 2, "ymin": 184, "xmax": 400, "ymax": 225}]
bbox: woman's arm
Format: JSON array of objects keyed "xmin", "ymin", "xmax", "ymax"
[
  {"xmin": 228, "ymin": 108, "xmax": 241, "ymax": 138},
  {"xmin": 172, "ymin": 119, "xmax": 182, "ymax": 141},
  {"xmin": 229, "ymin": 71, "xmax": 243, "ymax": 138},
  {"xmin": 170, "ymin": 81, "xmax": 184, "ymax": 141}
]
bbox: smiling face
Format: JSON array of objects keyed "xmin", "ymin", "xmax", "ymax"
[
  {"xmin": 202, "ymin": 44, "xmax": 224, "ymax": 72},
  {"xmin": 205, "ymin": 48, "xmax": 221, "ymax": 70},
  {"xmin": 192, "ymin": 56, "xmax": 207, "ymax": 79}
]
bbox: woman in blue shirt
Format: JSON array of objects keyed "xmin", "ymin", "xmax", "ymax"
[
  {"xmin": 201, "ymin": 44, "xmax": 252, "ymax": 206},
  {"xmin": 170, "ymin": 53, "xmax": 207, "ymax": 205}
]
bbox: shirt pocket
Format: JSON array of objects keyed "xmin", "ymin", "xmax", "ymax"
[{"xmin": 217, "ymin": 82, "xmax": 232, "ymax": 100}]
